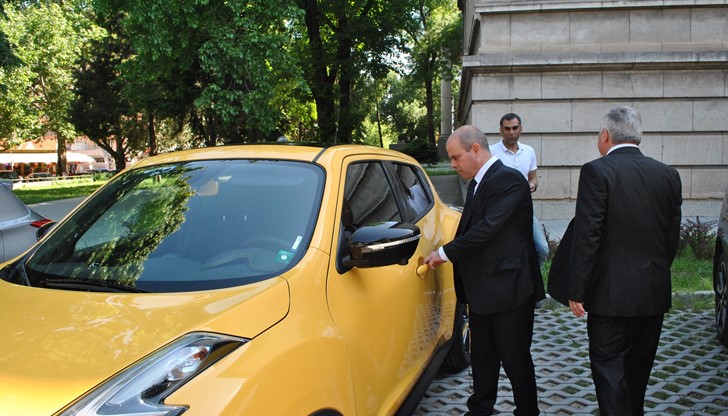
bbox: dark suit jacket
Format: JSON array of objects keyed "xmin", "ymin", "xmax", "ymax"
[
  {"xmin": 443, "ymin": 159, "xmax": 545, "ymax": 315},
  {"xmin": 547, "ymin": 217, "xmax": 574, "ymax": 307},
  {"xmin": 567, "ymin": 147, "xmax": 682, "ymax": 316}
]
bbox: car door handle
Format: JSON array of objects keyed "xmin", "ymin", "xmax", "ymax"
[{"xmin": 416, "ymin": 264, "xmax": 429, "ymax": 277}]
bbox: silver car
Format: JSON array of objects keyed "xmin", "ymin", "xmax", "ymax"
[
  {"xmin": 0, "ymin": 185, "xmax": 51, "ymax": 262},
  {"xmin": 0, "ymin": 170, "xmax": 19, "ymax": 190}
]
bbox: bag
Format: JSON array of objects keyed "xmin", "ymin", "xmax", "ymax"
[{"xmin": 547, "ymin": 218, "xmax": 574, "ymax": 307}]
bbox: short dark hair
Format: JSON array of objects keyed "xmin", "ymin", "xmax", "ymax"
[{"xmin": 500, "ymin": 113, "xmax": 522, "ymax": 127}]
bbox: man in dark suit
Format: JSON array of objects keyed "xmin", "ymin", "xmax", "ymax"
[
  {"xmin": 563, "ymin": 106, "xmax": 682, "ymax": 415},
  {"xmin": 425, "ymin": 125, "xmax": 544, "ymax": 416}
]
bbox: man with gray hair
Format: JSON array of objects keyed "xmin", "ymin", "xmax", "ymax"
[{"xmin": 556, "ymin": 106, "xmax": 682, "ymax": 415}]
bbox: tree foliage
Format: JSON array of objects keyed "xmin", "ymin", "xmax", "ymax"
[
  {"xmin": 380, "ymin": 72, "xmax": 428, "ymax": 143},
  {"xmin": 293, "ymin": 0, "xmax": 417, "ymax": 143},
  {"xmin": 0, "ymin": 0, "xmax": 463, "ymax": 157},
  {"xmin": 71, "ymin": 12, "xmax": 144, "ymax": 170},
  {"xmin": 0, "ymin": 1, "xmax": 103, "ymax": 168},
  {"xmin": 401, "ymin": 0, "xmax": 462, "ymax": 144},
  {"xmin": 94, "ymin": 0, "xmax": 305, "ymax": 147}
]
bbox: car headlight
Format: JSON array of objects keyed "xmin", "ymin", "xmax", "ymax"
[{"xmin": 58, "ymin": 332, "xmax": 248, "ymax": 416}]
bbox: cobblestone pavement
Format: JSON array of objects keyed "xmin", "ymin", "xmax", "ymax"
[{"xmin": 415, "ymin": 308, "xmax": 728, "ymax": 415}]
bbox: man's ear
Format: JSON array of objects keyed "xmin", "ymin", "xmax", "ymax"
[
  {"xmin": 598, "ymin": 128, "xmax": 613, "ymax": 156},
  {"xmin": 599, "ymin": 128, "xmax": 610, "ymax": 145}
]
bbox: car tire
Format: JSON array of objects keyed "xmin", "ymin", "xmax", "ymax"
[
  {"xmin": 715, "ymin": 251, "xmax": 728, "ymax": 347},
  {"xmin": 441, "ymin": 302, "xmax": 471, "ymax": 372}
]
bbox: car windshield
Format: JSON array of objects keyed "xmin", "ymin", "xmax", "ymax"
[{"xmin": 15, "ymin": 160, "xmax": 324, "ymax": 293}]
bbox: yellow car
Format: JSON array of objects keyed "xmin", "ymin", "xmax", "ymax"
[{"xmin": 0, "ymin": 144, "xmax": 469, "ymax": 416}]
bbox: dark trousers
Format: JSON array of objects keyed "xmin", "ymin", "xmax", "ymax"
[
  {"xmin": 587, "ymin": 313, "xmax": 664, "ymax": 416},
  {"xmin": 467, "ymin": 303, "xmax": 539, "ymax": 416}
]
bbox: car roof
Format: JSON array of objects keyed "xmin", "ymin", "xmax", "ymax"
[{"xmin": 128, "ymin": 143, "xmax": 418, "ymax": 170}]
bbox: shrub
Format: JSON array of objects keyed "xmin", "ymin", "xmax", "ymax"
[
  {"xmin": 542, "ymin": 223, "xmax": 559, "ymax": 262},
  {"xmin": 678, "ymin": 216, "xmax": 716, "ymax": 260},
  {"xmin": 401, "ymin": 139, "xmax": 439, "ymax": 164}
]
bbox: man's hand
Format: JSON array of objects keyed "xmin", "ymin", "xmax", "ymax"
[
  {"xmin": 424, "ymin": 251, "xmax": 445, "ymax": 269},
  {"xmin": 569, "ymin": 300, "xmax": 586, "ymax": 318}
]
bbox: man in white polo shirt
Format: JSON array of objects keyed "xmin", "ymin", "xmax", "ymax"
[{"xmin": 490, "ymin": 113, "xmax": 549, "ymax": 268}]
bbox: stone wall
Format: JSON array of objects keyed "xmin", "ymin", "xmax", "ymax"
[{"xmin": 457, "ymin": 0, "xmax": 728, "ymax": 219}]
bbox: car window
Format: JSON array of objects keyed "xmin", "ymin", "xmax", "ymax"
[
  {"xmin": 343, "ymin": 161, "xmax": 402, "ymax": 229},
  {"xmin": 21, "ymin": 160, "xmax": 324, "ymax": 293},
  {"xmin": 392, "ymin": 162, "xmax": 432, "ymax": 219},
  {"xmin": 336, "ymin": 161, "xmax": 404, "ymax": 273}
]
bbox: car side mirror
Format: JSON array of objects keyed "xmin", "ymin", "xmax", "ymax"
[{"xmin": 342, "ymin": 222, "xmax": 420, "ymax": 269}]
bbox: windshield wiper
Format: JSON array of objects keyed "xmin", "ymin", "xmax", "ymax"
[{"xmin": 44, "ymin": 278, "xmax": 147, "ymax": 293}]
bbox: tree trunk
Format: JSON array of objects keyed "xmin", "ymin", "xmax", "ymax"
[
  {"xmin": 56, "ymin": 135, "xmax": 67, "ymax": 176},
  {"xmin": 91, "ymin": 131, "xmax": 126, "ymax": 171},
  {"xmin": 334, "ymin": 20, "xmax": 354, "ymax": 144},
  {"xmin": 299, "ymin": 0, "xmax": 337, "ymax": 143},
  {"xmin": 376, "ymin": 100, "xmax": 383, "ymax": 148},
  {"xmin": 114, "ymin": 128, "xmax": 127, "ymax": 170},
  {"xmin": 147, "ymin": 112, "xmax": 158, "ymax": 156},
  {"xmin": 424, "ymin": 53, "xmax": 437, "ymax": 145},
  {"xmin": 205, "ymin": 111, "xmax": 217, "ymax": 147}
]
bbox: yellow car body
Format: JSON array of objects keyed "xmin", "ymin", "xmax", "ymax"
[{"xmin": 0, "ymin": 144, "xmax": 466, "ymax": 415}]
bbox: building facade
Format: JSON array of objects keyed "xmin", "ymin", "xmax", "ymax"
[{"xmin": 457, "ymin": 0, "xmax": 728, "ymax": 220}]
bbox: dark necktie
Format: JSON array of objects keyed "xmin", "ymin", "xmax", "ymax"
[
  {"xmin": 463, "ymin": 179, "xmax": 477, "ymax": 213},
  {"xmin": 456, "ymin": 179, "xmax": 477, "ymax": 235}
]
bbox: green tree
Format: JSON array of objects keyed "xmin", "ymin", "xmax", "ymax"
[
  {"xmin": 294, "ymin": 0, "xmax": 416, "ymax": 143},
  {"xmin": 95, "ymin": 0, "xmax": 304, "ymax": 148},
  {"xmin": 380, "ymin": 72, "xmax": 428, "ymax": 143},
  {"xmin": 0, "ymin": 0, "xmax": 38, "ymax": 150},
  {"xmin": 401, "ymin": 0, "xmax": 461, "ymax": 144},
  {"xmin": 72, "ymin": 13, "xmax": 145, "ymax": 170},
  {"xmin": 0, "ymin": 64, "xmax": 37, "ymax": 150},
  {"xmin": 0, "ymin": 1, "xmax": 103, "ymax": 171}
]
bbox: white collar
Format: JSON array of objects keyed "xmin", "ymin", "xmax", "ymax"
[
  {"xmin": 496, "ymin": 140, "xmax": 520, "ymax": 154},
  {"xmin": 607, "ymin": 143, "xmax": 638, "ymax": 155},
  {"xmin": 472, "ymin": 156, "xmax": 498, "ymax": 192}
]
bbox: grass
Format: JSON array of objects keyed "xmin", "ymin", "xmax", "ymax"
[
  {"xmin": 423, "ymin": 162, "xmax": 455, "ymax": 176},
  {"xmin": 671, "ymin": 249, "xmax": 714, "ymax": 292},
  {"xmin": 13, "ymin": 177, "xmax": 107, "ymax": 205}
]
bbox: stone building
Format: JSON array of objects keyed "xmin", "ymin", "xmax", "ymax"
[{"xmin": 456, "ymin": 0, "xmax": 728, "ymax": 221}]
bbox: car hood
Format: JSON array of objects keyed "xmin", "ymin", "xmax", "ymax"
[{"xmin": 0, "ymin": 277, "xmax": 289, "ymax": 416}]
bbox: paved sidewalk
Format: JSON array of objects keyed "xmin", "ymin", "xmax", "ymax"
[{"xmin": 416, "ymin": 308, "xmax": 728, "ymax": 415}]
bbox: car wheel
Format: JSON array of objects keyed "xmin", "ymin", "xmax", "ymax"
[
  {"xmin": 442, "ymin": 302, "xmax": 471, "ymax": 372},
  {"xmin": 715, "ymin": 252, "xmax": 728, "ymax": 347}
]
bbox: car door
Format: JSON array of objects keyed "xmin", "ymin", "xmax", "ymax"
[{"xmin": 326, "ymin": 157, "xmax": 445, "ymax": 415}]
